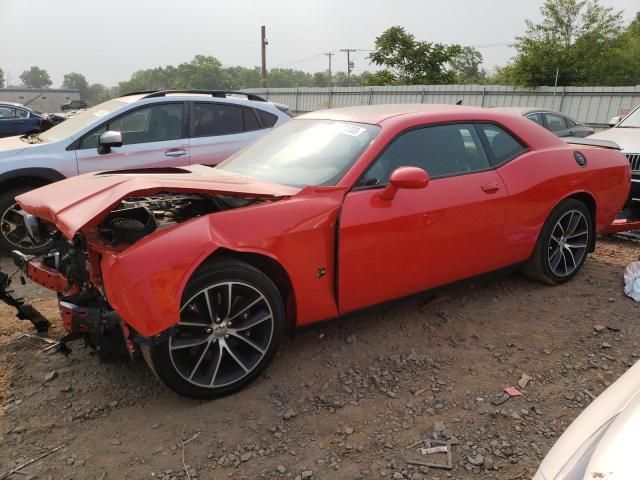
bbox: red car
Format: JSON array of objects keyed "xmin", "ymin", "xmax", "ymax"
[{"xmin": 17, "ymin": 105, "xmax": 630, "ymax": 399}]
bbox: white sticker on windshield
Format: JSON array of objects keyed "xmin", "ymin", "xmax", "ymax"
[{"xmin": 334, "ymin": 123, "xmax": 366, "ymax": 137}]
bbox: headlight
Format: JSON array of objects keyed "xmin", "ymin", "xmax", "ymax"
[{"xmin": 553, "ymin": 415, "xmax": 617, "ymax": 479}]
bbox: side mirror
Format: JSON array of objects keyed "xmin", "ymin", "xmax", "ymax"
[
  {"xmin": 608, "ymin": 116, "xmax": 621, "ymax": 127},
  {"xmin": 98, "ymin": 130, "xmax": 123, "ymax": 154},
  {"xmin": 378, "ymin": 166, "xmax": 429, "ymax": 201}
]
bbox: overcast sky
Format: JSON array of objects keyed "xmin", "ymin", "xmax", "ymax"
[{"xmin": 0, "ymin": 0, "xmax": 637, "ymax": 88}]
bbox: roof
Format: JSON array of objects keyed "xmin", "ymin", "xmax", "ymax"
[
  {"xmin": 493, "ymin": 107, "xmax": 555, "ymax": 115},
  {"xmin": 298, "ymin": 104, "xmax": 491, "ymax": 124},
  {"xmin": 0, "ymin": 101, "xmax": 28, "ymax": 108}
]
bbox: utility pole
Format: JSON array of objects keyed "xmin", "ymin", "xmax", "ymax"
[
  {"xmin": 261, "ymin": 26, "xmax": 268, "ymax": 88},
  {"xmin": 340, "ymin": 49, "xmax": 356, "ymax": 87},
  {"xmin": 323, "ymin": 52, "xmax": 334, "ymax": 86}
]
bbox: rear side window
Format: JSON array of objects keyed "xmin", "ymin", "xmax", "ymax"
[
  {"xmin": 477, "ymin": 124, "xmax": 526, "ymax": 166},
  {"xmin": 544, "ymin": 113, "xmax": 567, "ymax": 132},
  {"xmin": 255, "ymin": 109, "xmax": 278, "ymax": 128},
  {"xmin": 243, "ymin": 108, "xmax": 260, "ymax": 131},
  {"xmin": 192, "ymin": 103, "xmax": 244, "ymax": 137}
]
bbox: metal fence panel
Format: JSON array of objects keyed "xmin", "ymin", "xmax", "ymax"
[{"xmin": 248, "ymin": 85, "xmax": 640, "ymax": 124}]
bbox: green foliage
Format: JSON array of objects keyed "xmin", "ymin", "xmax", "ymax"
[
  {"xmin": 0, "ymin": 68, "xmax": 4, "ymax": 88},
  {"xmin": 62, "ymin": 72, "xmax": 89, "ymax": 97},
  {"xmin": 505, "ymin": 0, "xmax": 635, "ymax": 86},
  {"xmin": 367, "ymin": 26, "xmax": 462, "ymax": 85},
  {"xmin": 20, "ymin": 66, "xmax": 52, "ymax": 89},
  {"xmin": 450, "ymin": 47, "xmax": 486, "ymax": 84}
]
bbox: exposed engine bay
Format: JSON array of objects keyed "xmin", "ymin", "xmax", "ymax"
[
  {"xmin": 97, "ymin": 193, "xmax": 253, "ymax": 245},
  {"xmin": 8, "ymin": 192, "xmax": 263, "ymax": 358},
  {"xmin": 41, "ymin": 192, "xmax": 257, "ymax": 279}
]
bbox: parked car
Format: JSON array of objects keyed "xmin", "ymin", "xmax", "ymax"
[
  {"xmin": 0, "ymin": 89, "xmax": 291, "ymax": 253},
  {"xmin": 497, "ymin": 107, "xmax": 594, "ymax": 138},
  {"xmin": 17, "ymin": 104, "xmax": 629, "ymax": 399},
  {"xmin": 60, "ymin": 99, "xmax": 88, "ymax": 111},
  {"xmin": 0, "ymin": 102, "xmax": 56, "ymax": 138},
  {"xmin": 590, "ymin": 105, "xmax": 640, "ymax": 217},
  {"xmin": 533, "ymin": 360, "xmax": 640, "ymax": 479}
]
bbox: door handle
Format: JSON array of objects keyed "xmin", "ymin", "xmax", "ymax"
[
  {"xmin": 481, "ymin": 183, "xmax": 500, "ymax": 193},
  {"xmin": 165, "ymin": 149, "xmax": 187, "ymax": 157}
]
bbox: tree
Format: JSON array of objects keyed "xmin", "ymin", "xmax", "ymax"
[
  {"xmin": 450, "ymin": 47, "xmax": 486, "ymax": 83},
  {"xmin": 0, "ymin": 68, "xmax": 4, "ymax": 88},
  {"xmin": 62, "ymin": 72, "xmax": 90, "ymax": 99},
  {"xmin": 505, "ymin": 0, "xmax": 624, "ymax": 86},
  {"xmin": 368, "ymin": 26, "xmax": 462, "ymax": 85},
  {"xmin": 86, "ymin": 83, "xmax": 113, "ymax": 106},
  {"xmin": 20, "ymin": 66, "xmax": 52, "ymax": 88}
]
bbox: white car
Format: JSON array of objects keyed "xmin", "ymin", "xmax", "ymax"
[
  {"xmin": 533, "ymin": 360, "xmax": 640, "ymax": 479},
  {"xmin": 0, "ymin": 90, "xmax": 291, "ymax": 253},
  {"xmin": 590, "ymin": 106, "xmax": 640, "ymax": 217}
]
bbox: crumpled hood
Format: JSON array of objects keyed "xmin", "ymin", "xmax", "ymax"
[
  {"xmin": 590, "ymin": 128, "xmax": 640, "ymax": 153},
  {"xmin": 17, "ymin": 165, "xmax": 300, "ymax": 239},
  {"xmin": 0, "ymin": 135, "xmax": 29, "ymax": 159}
]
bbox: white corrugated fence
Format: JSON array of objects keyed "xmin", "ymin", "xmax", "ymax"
[{"xmin": 246, "ymin": 85, "xmax": 640, "ymax": 125}]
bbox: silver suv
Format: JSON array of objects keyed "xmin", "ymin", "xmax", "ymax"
[{"xmin": 0, "ymin": 90, "xmax": 291, "ymax": 253}]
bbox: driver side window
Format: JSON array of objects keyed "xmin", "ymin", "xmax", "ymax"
[
  {"xmin": 358, "ymin": 123, "xmax": 489, "ymax": 187},
  {"xmin": 78, "ymin": 103, "xmax": 184, "ymax": 149}
]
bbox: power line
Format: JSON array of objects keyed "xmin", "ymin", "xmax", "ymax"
[
  {"xmin": 467, "ymin": 42, "xmax": 514, "ymax": 49},
  {"xmin": 272, "ymin": 53, "xmax": 325, "ymax": 69}
]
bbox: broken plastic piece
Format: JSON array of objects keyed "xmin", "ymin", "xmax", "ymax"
[
  {"xmin": 408, "ymin": 440, "xmax": 453, "ymax": 470},
  {"xmin": 491, "ymin": 386, "xmax": 522, "ymax": 406},
  {"xmin": 421, "ymin": 445, "xmax": 448, "ymax": 455}
]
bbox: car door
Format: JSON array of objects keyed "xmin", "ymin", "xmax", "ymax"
[
  {"xmin": 188, "ymin": 102, "xmax": 266, "ymax": 166},
  {"xmin": 75, "ymin": 102, "xmax": 189, "ymax": 174},
  {"xmin": 337, "ymin": 123, "xmax": 510, "ymax": 314}
]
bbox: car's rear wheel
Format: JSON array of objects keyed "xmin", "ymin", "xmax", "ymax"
[
  {"xmin": 142, "ymin": 258, "xmax": 285, "ymax": 399},
  {"xmin": 523, "ymin": 199, "xmax": 592, "ymax": 285},
  {"xmin": 0, "ymin": 187, "xmax": 54, "ymax": 254}
]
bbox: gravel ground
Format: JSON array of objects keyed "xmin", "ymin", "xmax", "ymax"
[{"xmin": 0, "ymin": 237, "xmax": 639, "ymax": 480}]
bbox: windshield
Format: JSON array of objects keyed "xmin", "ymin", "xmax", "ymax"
[
  {"xmin": 217, "ymin": 119, "xmax": 380, "ymax": 187},
  {"xmin": 618, "ymin": 106, "xmax": 640, "ymax": 128},
  {"xmin": 38, "ymin": 99, "xmax": 128, "ymax": 142}
]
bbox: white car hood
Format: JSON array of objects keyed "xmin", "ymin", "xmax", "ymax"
[
  {"xmin": 0, "ymin": 135, "xmax": 29, "ymax": 159},
  {"xmin": 590, "ymin": 128, "xmax": 640, "ymax": 153},
  {"xmin": 536, "ymin": 361, "xmax": 640, "ymax": 480},
  {"xmin": 585, "ymin": 390, "xmax": 640, "ymax": 479}
]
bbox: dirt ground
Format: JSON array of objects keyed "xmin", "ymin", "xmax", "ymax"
[{"xmin": 1, "ymin": 237, "xmax": 639, "ymax": 480}]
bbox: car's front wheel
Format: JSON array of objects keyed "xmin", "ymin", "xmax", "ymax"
[
  {"xmin": 523, "ymin": 199, "xmax": 592, "ymax": 285},
  {"xmin": 142, "ymin": 258, "xmax": 285, "ymax": 399},
  {"xmin": 0, "ymin": 187, "xmax": 55, "ymax": 254}
]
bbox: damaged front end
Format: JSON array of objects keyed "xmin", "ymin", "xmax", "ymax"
[{"xmin": 15, "ymin": 189, "xmax": 275, "ymax": 360}]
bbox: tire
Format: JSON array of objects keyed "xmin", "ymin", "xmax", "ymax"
[
  {"xmin": 142, "ymin": 258, "xmax": 285, "ymax": 399},
  {"xmin": 0, "ymin": 187, "xmax": 55, "ymax": 254},
  {"xmin": 522, "ymin": 199, "xmax": 593, "ymax": 285}
]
